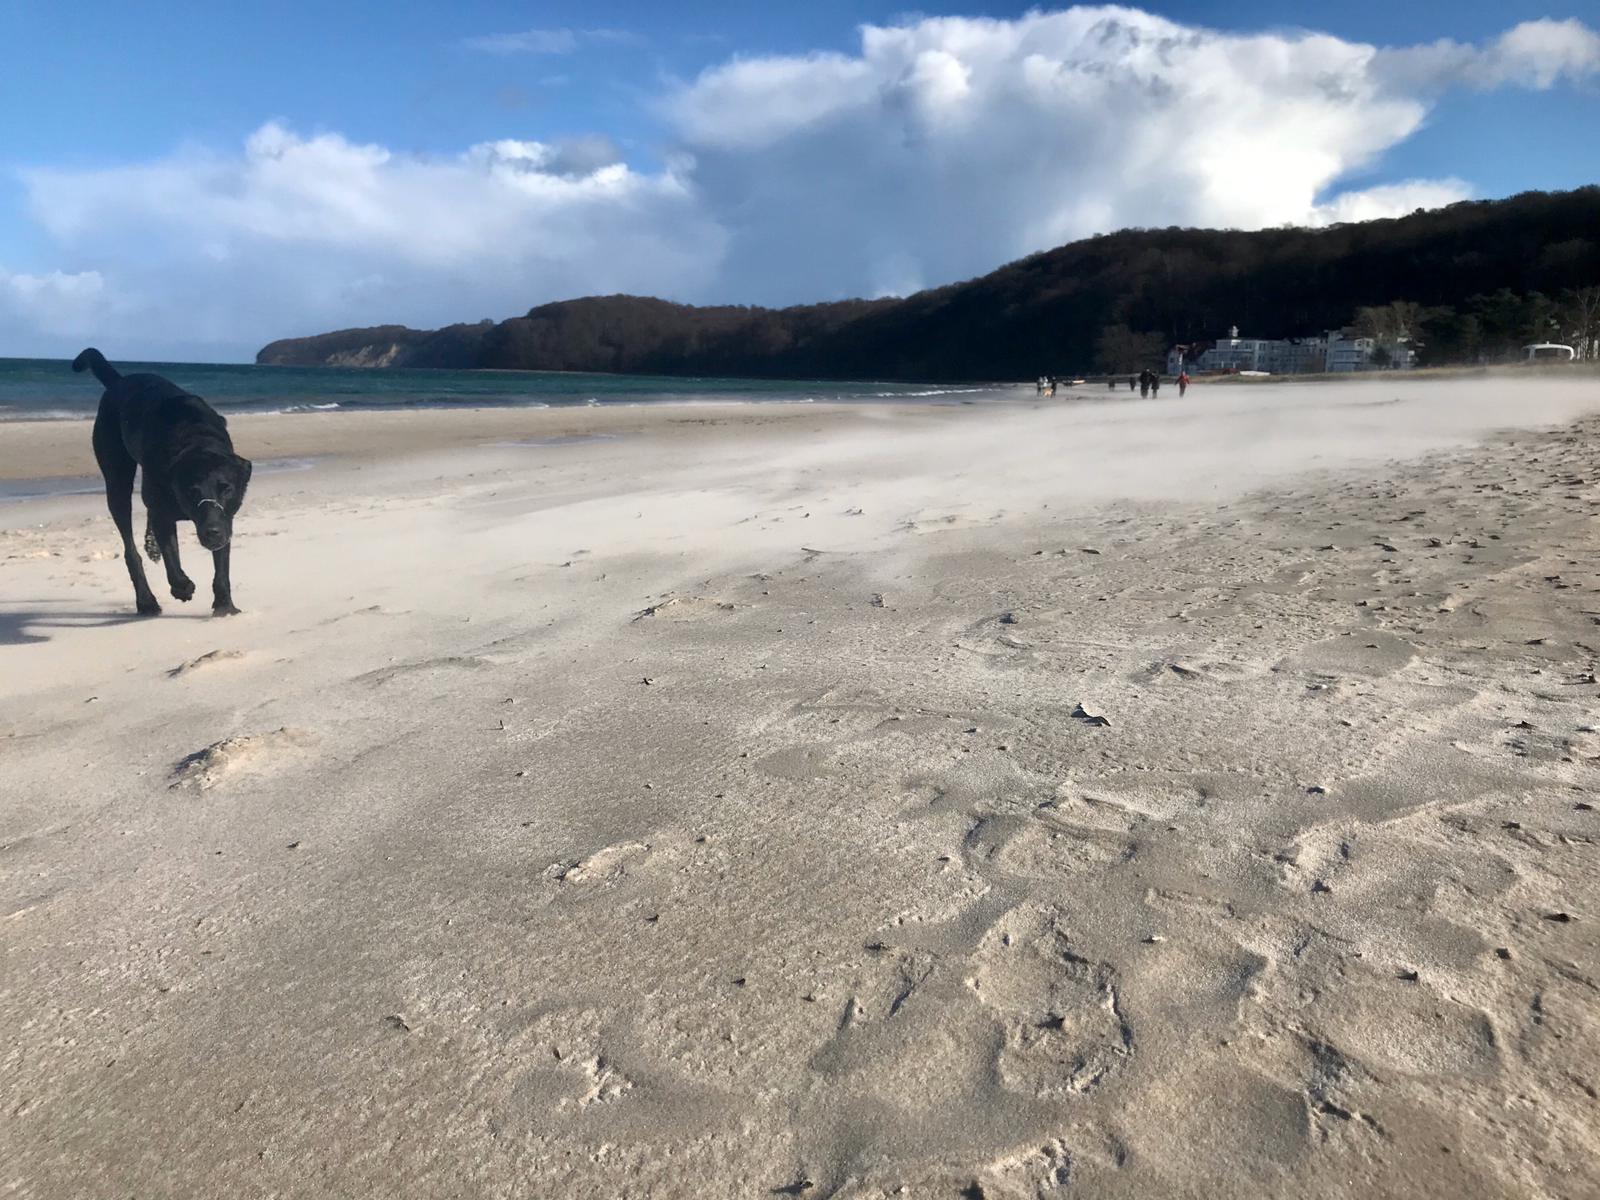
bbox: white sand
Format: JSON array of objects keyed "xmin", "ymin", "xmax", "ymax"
[{"xmin": 3, "ymin": 377, "xmax": 1599, "ymax": 1198}]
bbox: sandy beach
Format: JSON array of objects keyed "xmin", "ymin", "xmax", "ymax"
[{"xmin": 4, "ymin": 377, "xmax": 1600, "ymax": 1198}]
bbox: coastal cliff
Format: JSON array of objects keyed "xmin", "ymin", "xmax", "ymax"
[{"xmin": 257, "ymin": 322, "xmax": 496, "ymax": 369}]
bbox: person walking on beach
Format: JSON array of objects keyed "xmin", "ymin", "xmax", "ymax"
[
  {"xmin": 1150, "ymin": 372, "xmax": 1161, "ymax": 397},
  {"xmin": 1178, "ymin": 370, "xmax": 1190, "ymax": 397},
  {"xmin": 1138, "ymin": 369, "xmax": 1150, "ymax": 398}
]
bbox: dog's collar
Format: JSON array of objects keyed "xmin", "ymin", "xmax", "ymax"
[{"xmin": 197, "ymin": 497, "xmax": 225, "ymax": 510}]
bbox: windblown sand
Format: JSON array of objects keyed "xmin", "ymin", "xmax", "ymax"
[{"xmin": 3, "ymin": 378, "xmax": 1599, "ymax": 1198}]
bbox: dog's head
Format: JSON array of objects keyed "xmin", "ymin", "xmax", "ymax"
[{"xmin": 173, "ymin": 451, "xmax": 252, "ymax": 551}]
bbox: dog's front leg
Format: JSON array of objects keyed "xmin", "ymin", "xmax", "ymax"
[
  {"xmin": 149, "ymin": 515, "xmax": 195, "ymax": 602},
  {"xmin": 210, "ymin": 545, "xmax": 240, "ymax": 616}
]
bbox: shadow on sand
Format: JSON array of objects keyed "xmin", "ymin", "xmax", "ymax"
[{"xmin": 0, "ymin": 603, "xmax": 157, "ymax": 646}]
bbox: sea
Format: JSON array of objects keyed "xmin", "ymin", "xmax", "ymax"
[{"xmin": 0, "ymin": 358, "xmax": 1003, "ymax": 422}]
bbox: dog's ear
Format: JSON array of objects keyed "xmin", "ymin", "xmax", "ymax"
[{"xmin": 233, "ymin": 455, "xmax": 253, "ymax": 505}]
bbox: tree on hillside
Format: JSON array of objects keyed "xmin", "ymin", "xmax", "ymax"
[
  {"xmin": 1354, "ymin": 300, "xmax": 1423, "ymax": 344},
  {"xmin": 1415, "ymin": 307, "xmax": 1481, "ymax": 365},
  {"xmin": 1464, "ymin": 290, "xmax": 1558, "ymax": 360},
  {"xmin": 258, "ymin": 186, "xmax": 1600, "ymax": 378},
  {"xmin": 1094, "ymin": 325, "xmax": 1166, "ymax": 374}
]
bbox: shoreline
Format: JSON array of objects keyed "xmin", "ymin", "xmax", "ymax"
[
  {"xmin": 0, "ymin": 400, "xmax": 936, "ymax": 482},
  {"xmin": 5, "ymin": 363, "xmax": 1595, "ymax": 484}
]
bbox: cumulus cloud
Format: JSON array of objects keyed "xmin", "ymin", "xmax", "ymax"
[
  {"xmin": 1308, "ymin": 178, "xmax": 1475, "ymax": 226},
  {"xmin": 16, "ymin": 124, "xmax": 724, "ymax": 357},
  {"xmin": 0, "ymin": 267, "xmax": 111, "ymax": 338},
  {"xmin": 659, "ymin": 8, "xmax": 1574, "ymax": 301},
  {"xmin": 1377, "ymin": 17, "xmax": 1600, "ymax": 91},
  {"xmin": 6, "ymin": 7, "xmax": 1597, "ymax": 357}
]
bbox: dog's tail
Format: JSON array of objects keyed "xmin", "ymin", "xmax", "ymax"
[{"xmin": 71, "ymin": 347, "xmax": 121, "ymax": 388}]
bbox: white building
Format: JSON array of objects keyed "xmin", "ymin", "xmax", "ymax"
[
  {"xmin": 1326, "ymin": 330, "xmax": 1417, "ymax": 372},
  {"xmin": 1262, "ymin": 336, "xmax": 1329, "ymax": 374},
  {"xmin": 1193, "ymin": 327, "xmax": 1329, "ymax": 375},
  {"xmin": 1182, "ymin": 325, "xmax": 1419, "ymax": 376},
  {"xmin": 1325, "ymin": 333, "xmax": 1375, "ymax": 372}
]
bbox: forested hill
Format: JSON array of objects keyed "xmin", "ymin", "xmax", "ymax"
[{"xmin": 257, "ymin": 187, "xmax": 1600, "ymax": 379}]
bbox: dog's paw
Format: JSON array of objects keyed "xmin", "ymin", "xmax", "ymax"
[
  {"xmin": 136, "ymin": 597, "xmax": 163, "ymax": 616},
  {"xmin": 211, "ymin": 603, "xmax": 242, "ymax": 617},
  {"xmin": 171, "ymin": 577, "xmax": 196, "ymax": 602}
]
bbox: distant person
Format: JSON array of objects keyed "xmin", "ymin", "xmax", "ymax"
[
  {"xmin": 1138, "ymin": 369, "xmax": 1151, "ymax": 398},
  {"xmin": 1178, "ymin": 371, "xmax": 1191, "ymax": 397},
  {"xmin": 1150, "ymin": 372, "xmax": 1161, "ymax": 397},
  {"xmin": 1128, "ymin": 376, "xmax": 1137, "ymax": 392},
  {"xmin": 1107, "ymin": 377, "xmax": 1116, "ymax": 390}
]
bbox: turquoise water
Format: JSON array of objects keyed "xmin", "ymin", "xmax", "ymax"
[{"xmin": 0, "ymin": 357, "xmax": 999, "ymax": 421}]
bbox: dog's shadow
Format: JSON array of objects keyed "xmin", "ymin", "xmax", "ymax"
[{"xmin": 0, "ymin": 604, "xmax": 165, "ymax": 646}]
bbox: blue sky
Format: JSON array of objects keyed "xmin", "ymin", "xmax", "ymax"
[{"xmin": 0, "ymin": 1, "xmax": 1595, "ymax": 359}]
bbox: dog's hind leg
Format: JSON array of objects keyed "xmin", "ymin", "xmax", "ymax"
[
  {"xmin": 143, "ymin": 521, "xmax": 162, "ymax": 562},
  {"xmin": 93, "ymin": 406, "xmax": 161, "ymax": 615}
]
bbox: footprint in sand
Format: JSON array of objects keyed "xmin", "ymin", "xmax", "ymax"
[
  {"xmin": 965, "ymin": 905, "xmax": 1133, "ymax": 1099},
  {"xmin": 984, "ymin": 1137, "xmax": 1076, "ymax": 1195},
  {"xmin": 354, "ymin": 655, "xmax": 489, "ymax": 686},
  {"xmin": 1278, "ymin": 631, "xmax": 1417, "ymax": 678},
  {"xmin": 899, "ymin": 510, "xmax": 1006, "ymax": 535},
  {"xmin": 753, "ymin": 743, "xmax": 840, "ymax": 781},
  {"xmin": 166, "ymin": 649, "xmax": 245, "ymax": 678},
  {"xmin": 495, "ymin": 1006, "xmax": 638, "ymax": 1116},
  {"xmin": 990, "ymin": 812, "xmax": 1136, "ymax": 881},
  {"xmin": 955, "ymin": 611, "xmax": 1039, "ymax": 661},
  {"xmin": 549, "ymin": 839, "xmax": 655, "ymax": 885},
  {"xmin": 1306, "ymin": 959, "xmax": 1500, "ymax": 1078},
  {"xmin": 630, "ymin": 594, "xmax": 740, "ymax": 622},
  {"xmin": 170, "ymin": 726, "xmax": 316, "ymax": 790}
]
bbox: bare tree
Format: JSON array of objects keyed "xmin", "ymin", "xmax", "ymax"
[{"xmin": 1559, "ymin": 287, "xmax": 1600, "ymax": 360}]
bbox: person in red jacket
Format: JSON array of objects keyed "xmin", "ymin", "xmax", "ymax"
[{"xmin": 1178, "ymin": 371, "xmax": 1191, "ymax": 397}]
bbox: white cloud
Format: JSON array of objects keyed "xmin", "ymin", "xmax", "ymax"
[
  {"xmin": 668, "ymin": 53, "xmax": 879, "ymax": 148},
  {"xmin": 0, "ymin": 266, "xmax": 110, "ymax": 337},
  {"xmin": 1378, "ymin": 17, "xmax": 1600, "ymax": 91},
  {"xmin": 5, "ymin": 8, "xmax": 1597, "ymax": 358},
  {"xmin": 16, "ymin": 123, "xmax": 724, "ymax": 357},
  {"xmin": 463, "ymin": 29, "xmax": 579, "ymax": 55},
  {"xmin": 660, "ymin": 8, "xmax": 1473, "ymax": 302},
  {"xmin": 462, "ymin": 27, "xmax": 643, "ymax": 55},
  {"xmin": 1308, "ymin": 178, "xmax": 1475, "ymax": 226}
]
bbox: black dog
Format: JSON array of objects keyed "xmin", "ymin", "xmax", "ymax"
[{"xmin": 75, "ymin": 348, "xmax": 252, "ymax": 616}]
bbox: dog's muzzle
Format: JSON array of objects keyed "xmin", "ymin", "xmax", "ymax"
[{"xmin": 196, "ymin": 499, "xmax": 230, "ymax": 551}]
